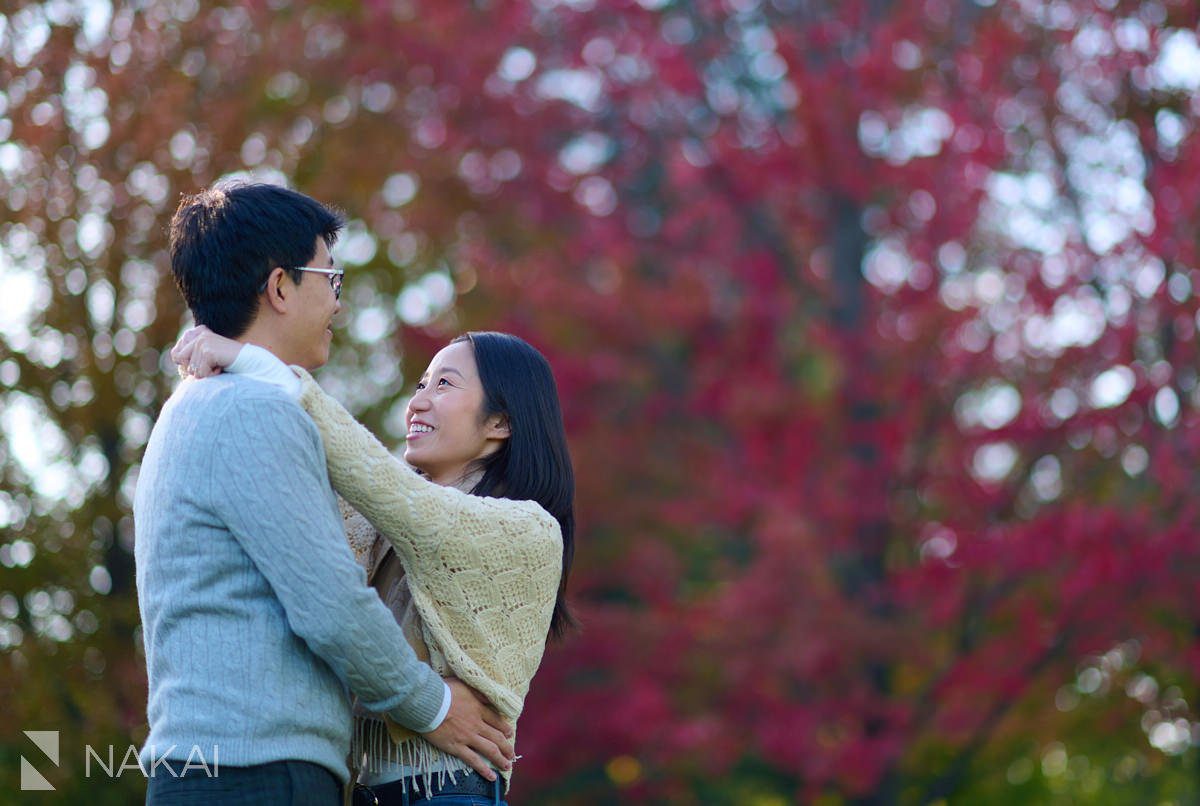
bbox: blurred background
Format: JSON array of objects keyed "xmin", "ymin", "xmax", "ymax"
[{"xmin": 3, "ymin": 0, "xmax": 1200, "ymax": 803}]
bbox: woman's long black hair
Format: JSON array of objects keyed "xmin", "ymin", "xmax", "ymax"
[{"xmin": 454, "ymin": 332, "xmax": 576, "ymax": 639}]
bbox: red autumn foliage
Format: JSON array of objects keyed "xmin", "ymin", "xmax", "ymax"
[{"xmin": 4, "ymin": 1, "xmax": 1200, "ymax": 802}]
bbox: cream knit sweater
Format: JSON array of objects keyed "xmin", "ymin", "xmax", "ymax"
[{"xmin": 294, "ymin": 370, "xmax": 563, "ymax": 784}]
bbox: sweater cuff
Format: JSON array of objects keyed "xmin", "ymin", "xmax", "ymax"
[
  {"xmin": 415, "ymin": 682, "xmax": 452, "ymax": 733},
  {"xmin": 381, "ymin": 675, "xmax": 450, "ymax": 734}
]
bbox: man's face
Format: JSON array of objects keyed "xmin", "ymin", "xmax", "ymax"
[{"xmin": 285, "ymin": 237, "xmax": 341, "ymax": 370}]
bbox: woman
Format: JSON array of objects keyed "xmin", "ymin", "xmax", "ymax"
[{"xmin": 174, "ymin": 327, "xmax": 575, "ymax": 805}]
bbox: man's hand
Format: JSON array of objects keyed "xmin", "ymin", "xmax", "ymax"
[{"xmin": 421, "ymin": 678, "xmax": 514, "ymax": 782}]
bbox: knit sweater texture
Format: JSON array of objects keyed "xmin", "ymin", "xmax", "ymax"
[
  {"xmin": 294, "ymin": 370, "xmax": 563, "ymax": 785},
  {"xmin": 133, "ymin": 374, "xmax": 446, "ymax": 782}
]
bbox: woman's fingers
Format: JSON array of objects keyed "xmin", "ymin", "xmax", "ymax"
[
  {"xmin": 190, "ymin": 343, "xmax": 224, "ymax": 378},
  {"xmin": 169, "ymin": 336, "xmax": 194, "ymax": 367},
  {"xmin": 170, "ymin": 325, "xmax": 211, "ymax": 370},
  {"xmin": 169, "ymin": 326, "xmax": 239, "ymax": 378}
]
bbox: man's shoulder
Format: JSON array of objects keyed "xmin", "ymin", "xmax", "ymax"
[
  {"xmin": 160, "ymin": 377, "xmax": 325, "ymax": 479},
  {"xmin": 170, "ymin": 375, "xmax": 312, "ymax": 430},
  {"xmin": 174, "ymin": 372, "xmax": 299, "ymax": 403}
]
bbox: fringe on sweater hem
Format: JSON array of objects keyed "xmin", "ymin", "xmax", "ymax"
[{"xmin": 352, "ymin": 716, "xmax": 474, "ymax": 794}]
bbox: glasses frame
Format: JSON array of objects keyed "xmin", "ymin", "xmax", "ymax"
[
  {"xmin": 293, "ymin": 266, "xmax": 344, "ymax": 300},
  {"xmin": 259, "ymin": 265, "xmax": 344, "ymax": 300}
]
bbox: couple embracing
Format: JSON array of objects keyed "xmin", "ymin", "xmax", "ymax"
[{"xmin": 134, "ymin": 182, "xmax": 575, "ymax": 806}]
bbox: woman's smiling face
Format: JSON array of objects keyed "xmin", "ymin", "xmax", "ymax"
[{"xmin": 404, "ymin": 340, "xmax": 509, "ymax": 486}]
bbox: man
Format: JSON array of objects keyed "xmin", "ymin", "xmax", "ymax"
[{"xmin": 134, "ymin": 183, "xmax": 512, "ymax": 804}]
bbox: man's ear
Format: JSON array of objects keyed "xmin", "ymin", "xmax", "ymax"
[{"xmin": 261, "ymin": 267, "xmax": 291, "ymax": 315}]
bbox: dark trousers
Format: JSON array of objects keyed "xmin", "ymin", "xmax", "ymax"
[{"xmin": 145, "ymin": 759, "xmax": 342, "ymax": 805}]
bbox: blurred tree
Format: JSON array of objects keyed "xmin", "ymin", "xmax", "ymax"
[{"xmin": 2, "ymin": 0, "xmax": 1200, "ymax": 803}]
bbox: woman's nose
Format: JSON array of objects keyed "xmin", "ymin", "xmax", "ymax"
[{"xmin": 408, "ymin": 390, "xmax": 430, "ymax": 413}]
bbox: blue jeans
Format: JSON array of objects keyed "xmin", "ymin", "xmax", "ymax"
[
  {"xmin": 370, "ymin": 794, "xmax": 506, "ymax": 806},
  {"xmin": 352, "ymin": 774, "xmax": 507, "ymax": 806},
  {"xmin": 145, "ymin": 759, "xmax": 341, "ymax": 805}
]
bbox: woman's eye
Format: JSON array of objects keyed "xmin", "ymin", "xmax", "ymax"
[{"xmin": 415, "ymin": 381, "xmax": 426, "ymax": 390}]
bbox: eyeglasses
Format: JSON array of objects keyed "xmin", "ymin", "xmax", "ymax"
[
  {"xmin": 294, "ymin": 266, "xmax": 344, "ymax": 300},
  {"xmin": 259, "ymin": 266, "xmax": 345, "ymax": 300}
]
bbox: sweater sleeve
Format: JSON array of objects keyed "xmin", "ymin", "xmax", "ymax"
[
  {"xmin": 294, "ymin": 369, "xmax": 562, "ymax": 719},
  {"xmin": 208, "ymin": 390, "xmax": 448, "ymax": 731}
]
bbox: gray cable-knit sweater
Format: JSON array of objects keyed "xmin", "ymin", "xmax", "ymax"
[{"xmin": 133, "ymin": 373, "xmax": 445, "ymax": 782}]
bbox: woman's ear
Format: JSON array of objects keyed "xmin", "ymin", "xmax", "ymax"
[{"xmin": 487, "ymin": 413, "xmax": 511, "ymax": 439}]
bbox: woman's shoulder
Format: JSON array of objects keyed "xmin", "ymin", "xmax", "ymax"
[
  {"xmin": 464, "ymin": 495, "xmax": 562, "ymax": 548},
  {"xmin": 485, "ymin": 494, "xmax": 558, "ymax": 524}
]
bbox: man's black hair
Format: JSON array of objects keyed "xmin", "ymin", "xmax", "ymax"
[{"xmin": 169, "ymin": 182, "xmax": 344, "ymax": 337}]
